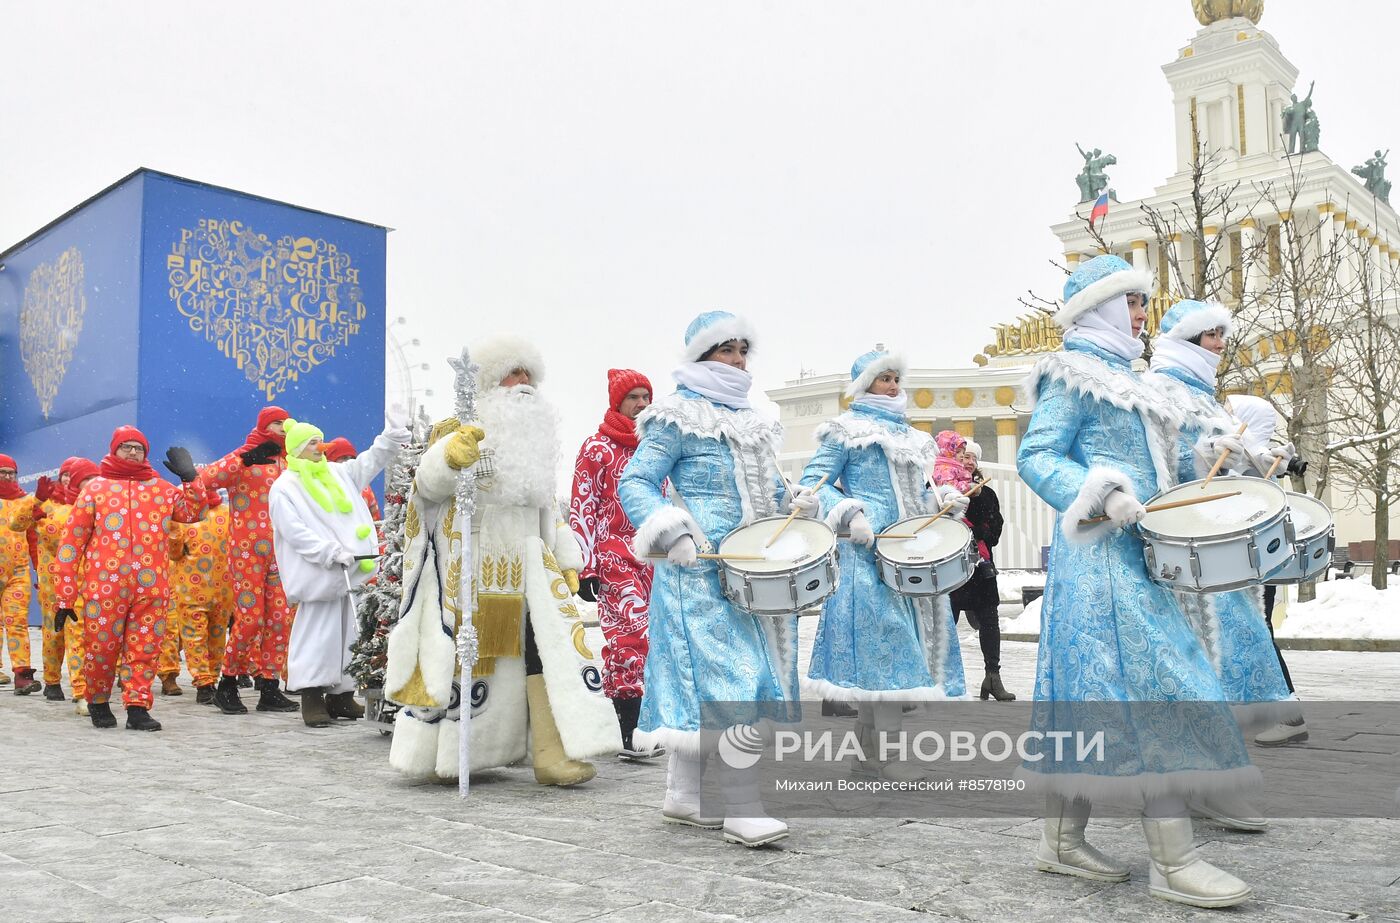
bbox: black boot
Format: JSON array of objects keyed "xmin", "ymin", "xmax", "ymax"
[
  {"xmin": 213, "ymin": 675, "xmax": 248, "ymax": 714},
  {"xmin": 195, "ymin": 684, "xmax": 215, "ymax": 705},
  {"xmin": 89, "ymin": 701, "xmax": 118, "ymax": 729},
  {"xmin": 254, "ymin": 677, "xmax": 300, "ymax": 712},
  {"xmin": 301, "ymin": 688, "xmax": 332, "ymax": 728},
  {"xmin": 821, "ymin": 699, "xmax": 859, "ymax": 718},
  {"xmin": 236, "ymin": 674, "xmax": 253, "ymax": 689},
  {"xmin": 979, "ymin": 671, "xmax": 1016, "ymax": 702},
  {"xmin": 324, "ymin": 691, "xmax": 364, "ymax": 720},
  {"xmin": 43, "ymin": 683, "xmax": 66, "ymax": 701},
  {"xmin": 13, "ymin": 669, "xmax": 41, "ymax": 695},
  {"xmin": 125, "ymin": 706, "xmax": 162, "ymax": 732},
  {"xmin": 614, "ymin": 696, "xmax": 638, "ymax": 754}
]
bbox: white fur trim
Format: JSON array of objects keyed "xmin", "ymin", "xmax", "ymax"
[
  {"xmin": 435, "ymin": 719, "xmax": 461, "ymax": 779},
  {"xmin": 1232, "ymin": 699, "xmax": 1304, "ymax": 734},
  {"xmin": 1023, "ymin": 349, "xmax": 1183, "ymax": 428},
  {"xmin": 683, "ymin": 315, "xmax": 757, "ymax": 362},
  {"xmin": 1061, "ymin": 466, "xmax": 1136, "ymax": 545},
  {"xmin": 1016, "ymin": 764, "xmax": 1263, "ymax": 805},
  {"xmin": 384, "ymin": 527, "xmax": 458, "ymax": 709},
  {"xmin": 474, "ymin": 334, "xmax": 546, "ymax": 389},
  {"xmin": 823, "ymin": 498, "xmax": 865, "ymax": 533},
  {"xmin": 469, "ymin": 660, "xmax": 530, "ymax": 772},
  {"xmin": 801, "ymin": 677, "xmax": 954, "ymax": 703},
  {"xmin": 638, "ymin": 390, "xmax": 781, "ymax": 451},
  {"xmin": 843, "ymin": 352, "xmax": 908, "ymax": 399},
  {"xmin": 1057, "ymin": 267, "xmax": 1154, "ymax": 329},
  {"xmin": 631, "ymin": 504, "xmax": 701, "ymax": 557},
  {"xmin": 1163, "ymin": 302, "xmax": 1232, "ymax": 341},
  {"xmin": 388, "ymin": 711, "xmax": 444, "ymax": 778},
  {"xmin": 635, "ymin": 727, "xmax": 717, "ymax": 758},
  {"xmin": 814, "ymin": 412, "xmax": 936, "ymax": 468}
]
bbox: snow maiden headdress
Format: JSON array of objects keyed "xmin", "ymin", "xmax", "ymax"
[
  {"xmin": 1151, "ymin": 299, "xmax": 1233, "ymax": 387},
  {"xmin": 1056, "ymin": 254, "xmax": 1153, "ymax": 362},
  {"xmin": 671, "ymin": 310, "xmax": 758, "ymax": 410}
]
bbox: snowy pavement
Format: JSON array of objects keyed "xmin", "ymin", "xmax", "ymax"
[{"xmin": 3, "ymin": 625, "xmax": 1399, "ymax": 922}]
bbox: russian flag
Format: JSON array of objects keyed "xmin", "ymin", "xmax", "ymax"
[{"xmin": 1089, "ymin": 191, "xmax": 1110, "ymax": 228}]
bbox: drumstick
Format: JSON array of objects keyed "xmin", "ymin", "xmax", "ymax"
[
  {"xmin": 645, "ymin": 552, "xmax": 766, "ymax": 562},
  {"xmin": 1201, "ymin": 422, "xmax": 1249, "ymax": 490},
  {"xmin": 1078, "ymin": 489, "xmax": 1242, "ymax": 526},
  {"xmin": 766, "ymin": 474, "xmax": 829, "ymax": 548},
  {"xmin": 1266, "ymin": 456, "xmax": 1284, "ymax": 478},
  {"xmin": 909, "ymin": 478, "xmax": 991, "ymax": 536}
]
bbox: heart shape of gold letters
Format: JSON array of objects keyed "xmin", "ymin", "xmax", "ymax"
[
  {"xmin": 167, "ymin": 218, "xmax": 367, "ymax": 400},
  {"xmin": 20, "ymin": 246, "xmax": 87, "ymax": 419}
]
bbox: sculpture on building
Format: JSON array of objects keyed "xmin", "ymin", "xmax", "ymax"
[
  {"xmin": 1282, "ymin": 81, "xmax": 1317, "ymax": 155},
  {"xmin": 1351, "ymin": 150, "xmax": 1391, "ymax": 203},
  {"xmin": 1075, "ymin": 144, "xmax": 1116, "ymax": 203},
  {"xmin": 1192, "ymin": 0, "xmax": 1264, "ymax": 26}
]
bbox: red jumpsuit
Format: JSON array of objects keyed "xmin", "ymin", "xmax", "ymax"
[
  {"xmin": 55, "ymin": 469, "xmax": 207, "ymax": 709},
  {"xmin": 199, "ymin": 453, "xmax": 291, "ymax": 681},
  {"xmin": 570, "ymin": 424, "xmax": 653, "ymax": 700}
]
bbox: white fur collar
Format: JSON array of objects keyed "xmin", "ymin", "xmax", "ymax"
[
  {"xmin": 815, "ymin": 411, "xmax": 936, "ymax": 467},
  {"xmin": 1023, "ymin": 349, "xmax": 1183, "ymax": 427},
  {"xmin": 638, "ymin": 389, "xmax": 782, "ymax": 451},
  {"xmin": 1143, "ymin": 370, "xmax": 1232, "ymax": 432}
]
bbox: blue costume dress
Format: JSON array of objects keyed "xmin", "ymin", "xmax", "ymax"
[
  {"xmin": 618, "ymin": 388, "xmax": 801, "ymax": 754},
  {"xmin": 800, "ymin": 401, "xmax": 965, "ymax": 700},
  {"xmin": 1144, "ymin": 365, "xmax": 1297, "ymax": 730},
  {"xmin": 1016, "ymin": 338, "xmax": 1259, "ymax": 802}
]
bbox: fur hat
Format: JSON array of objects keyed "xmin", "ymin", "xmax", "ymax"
[
  {"xmin": 607, "ymin": 369, "xmax": 653, "ymax": 411},
  {"xmin": 1058, "ymin": 254, "xmax": 1154, "ymax": 329},
  {"xmin": 1159, "ymin": 299, "xmax": 1232, "ymax": 341},
  {"xmin": 964, "ymin": 439, "xmax": 983, "ymax": 461},
  {"xmin": 844, "ymin": 348, "xmax": 907, "ymax": 399},
  {"xmin": 683, "ymin": 311, "xmax": 756, "ymax": 362},
  {"xmin": 475, "ymin": 335, "xmax": 546, "ymax": 390}
]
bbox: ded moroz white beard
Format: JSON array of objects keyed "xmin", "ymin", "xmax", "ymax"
[{"xmin": 476, "ymin": 384, "xmax": 560, "ymax": 509}]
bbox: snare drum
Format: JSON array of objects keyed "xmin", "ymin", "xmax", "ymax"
[
  {"xmin": 715, "ymin": 516, "xmax": 839, "ymax": 615},
  {"xmin": 1138, "ymin": 476, "xmax": 1292, "ymax": 593},
  {"xmin": 1265, "ymin": 491, "xmax": 1335, "ymax": 585},
  {"xmin": 874, "ymin": 516, "xmax": 977, "ymax": 597}
]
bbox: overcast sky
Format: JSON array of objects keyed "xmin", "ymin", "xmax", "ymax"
[{"xmin": 3, "ymin": 1, "xmax": 1395, "ymax": 466}]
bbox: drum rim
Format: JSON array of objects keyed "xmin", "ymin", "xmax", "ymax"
[
  {"xmin": 1283, "ymin": 492, "xmax": 1334, "ymax": 542},
  {"xmin": 1136, "ymin": 505, "xmax": 1290, "ymax": 544},
  {"xmin": 716, "ymin": 514, "xmax": 837, "ymax": 576},
  {"xmin": 874, "ymin": 514, "xmax": 972, "ymax": 566},
  {"xmin": 1140, "ymin": 477, "xmax": 1287, "ymax": 541}
]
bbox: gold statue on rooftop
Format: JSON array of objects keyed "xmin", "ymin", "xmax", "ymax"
[{"xmin": 1192, "ymin": 0, "xmax": 1263, "ymax": 26}]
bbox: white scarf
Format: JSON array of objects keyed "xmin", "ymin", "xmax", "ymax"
[
  {"xmin": 853, "ymin": 391, "xmax": 909, "ymax": 418},
  {"xmin": 1066, "ymin": 293, "xmax": 1145, "ymax": 362},
  {"xmin": 1151, "ymin": 336, "xmax": 1220, "ymax": 389},
  {"xmin": 671, "ymin": 360, "xmax": 753, "ymax": 409}
]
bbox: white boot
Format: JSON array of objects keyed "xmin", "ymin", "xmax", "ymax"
[
  {"xmin": 661, "ymin": 753, "xmax": 722, "ymax": 829},
  {"xmin": 1034, "ymin": 795, "xmax": 1130, "ymax": 882},
  {"xmin": 872, "ymin": 702, "xmax": 926, "ymax": 783},
  {"xmin": 850, "ymin": 707, "xmax": 879, "ymax": 776},
  {"xmin": 73, "ymin": 697, "xmax": 89, "ymax": 717},
  {"xmin": 719, "ymin": 762, "xmax": 788, "ymax": 847},
  {"xmin": 1142, "ymin": 816, "xmax": 1252, "ymax": 908},
  {"xmin": 1188, "ymin": 792, "xmax": 1269, "ymax": 832},
  {"xmin": 1253, "ymin": 717, "xmax": 1308, "ymax": 747}
]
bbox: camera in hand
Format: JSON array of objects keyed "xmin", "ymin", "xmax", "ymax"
[{"xmin": 1285, "ymin": 455, "xmax": 1308, "ymax": 478}]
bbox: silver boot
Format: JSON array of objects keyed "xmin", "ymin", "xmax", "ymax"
[
  {"xmin": 1141, "ymin": 816, "xmax": 1252, "ymax": 908},
  {"xmin": 1034, "ymin": 796, "xmax": 1130, "ymax": 882}
]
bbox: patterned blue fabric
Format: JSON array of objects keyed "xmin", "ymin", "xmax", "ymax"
[
  {"xmin": 800, "ymin": 402, "xmax": 965, "ymax": 699},
  {"xmin": 1062, "ymin": 254, "xmax": 1134, "ymax": 304},
  {"xmin": 1146, "ymin": 366, "xmax": 1294, "ymax": 721},
  {"xmin": 618, "ymin": 389, "xmax": 799, "ymax": 740},
  {"xmin": 1017, "ymin": 340, "xmax": 1254, "ymax": 797}
]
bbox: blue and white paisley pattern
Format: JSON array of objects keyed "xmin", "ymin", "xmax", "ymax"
[
  {"xmin": 802, "ymin": 403, "xmax": 965, "ymax": 700},
  {"xmin": 1017, "ymin": 340, "xmax": 1258, "ymax": 799},
  {"xmin": 619, "ymin": 388, "xmax": 799, "ymax": 750},
  {"xmin": 1144, "ymin": 368, "xmax": 1295, "ymax": 728}
]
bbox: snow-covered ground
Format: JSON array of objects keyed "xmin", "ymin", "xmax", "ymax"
[
  {"xmin": 996, "ymin": 568, "xmax": 1045, "ymax": 604},
  {"xmin": 1275, "ymin": 575, "xmax": 1400, "ymax": 639}
]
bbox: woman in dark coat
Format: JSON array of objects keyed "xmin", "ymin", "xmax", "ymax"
[{"xmin": 947, "ymin": 441, "xmax": 1015, "ymax": 701}]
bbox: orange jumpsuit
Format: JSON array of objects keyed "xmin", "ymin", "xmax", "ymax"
[
  {"xmin": 199, "ymin": 454, "xmax": 292, "ymax": 681},
  {"xmin": 160, "ymin": 505, "xmax": 234, "ymax": 687},
  {"xmin": 12, "ymin": 498, "xmax": 88, "ymax": 695},
  {"xmin": 55, "ymin": 476, "xmax": 206, "ymax": 708},
  {"xmin": 0, "ymin": 494, "xmax": 38, "ymax": 674}
]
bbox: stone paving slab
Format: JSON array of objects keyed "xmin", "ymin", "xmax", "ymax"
[{"xmin": 3, "ymin": 627, "xmax": 1399, "ymax": 921}]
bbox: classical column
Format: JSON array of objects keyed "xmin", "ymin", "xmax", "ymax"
[
  {"xmin": 1065, "ymin": 252, "xmax": 1082, "ymax": 271},
  {"xmin": 953, "ymin": 419, "xmax": 976, "ymax": 439},
  {"xmin": 1129, "ymin": 239, "xmax": 1150, "ymax": 272},
  {"xmin": 1239, "ymin": 218, "xmax": 1264, "ymax": 297},
  {"xmin": 995, "ymin": 417, "xmax": 1019, "ymax": 467}
]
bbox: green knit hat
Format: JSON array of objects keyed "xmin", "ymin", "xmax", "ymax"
[{"xmin": 284, "ymin": 418, "xmax": 324, "ymax": 459}]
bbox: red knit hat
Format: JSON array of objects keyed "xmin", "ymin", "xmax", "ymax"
[
  {"xmin": 67, "ymin": 458, "xmax": 100, "ymax": 492},
  {"xmin": 321, "ymin": 437, "xmax": 357, "ymax": 462},
  {"xmin": 0, "ymin": 454, "xmax": 16, "ymax": 472},
  {"xmin": 109, "ymin": 426, "xmax": 149, "ymax": 455},
  {"xmin": 608, "ymin": 369, "xmax": 653, "ymax": 412},
  {"xmin": 258, "ymin": 406, "xmax": 290, "ymax": 430}
]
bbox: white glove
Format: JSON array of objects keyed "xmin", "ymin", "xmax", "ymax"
[
  {"xmin": 1262, "ymin": 442, "xmax": 1295, "ymax": 475},
  {"xmin": 384, "ymin": 403, "xmax": 412, "ymax": 443},
  {"xmin": 790, "ymin": 487, "xmax": 821, "ymax": 518},
  {"xmin": 666, "ymin": 535, "xmax": 698, "ymax": 567},
  {"xmin": 847, "ymin": 511, "xmax": 875, "ymax": 547},
  {"xmin": 332, "ymin": 547, "xmax": 356, "ymax": 568},
  {"xmin": 1102, "ymin": 489, "xmax": 1146, "ymax": 528},
  {"xmin": 935, "ymin": 485, "xmax": 970, "ymax": 519},
  {"xmin": 1201, "ymin": 433, "xmax": 1246, "ymax": 461}
]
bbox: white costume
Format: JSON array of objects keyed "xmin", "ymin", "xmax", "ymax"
[{"xmin": 270, "ymin": 424, "xmax": 406, "ymax": 694}]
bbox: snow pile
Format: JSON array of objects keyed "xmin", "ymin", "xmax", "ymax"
[
  {"xmin": 1275, "ymin": 576, "xmax": 1400, "ymax": 640},
  {"xmin": 1002, "ymin": 596, "xmax": 1042, "ymax": 634},
  {"xmin": 997, "ymin": 569, "xmax": 1046, "ymax": 605}
]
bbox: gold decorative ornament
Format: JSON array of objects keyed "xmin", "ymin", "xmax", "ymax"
[
  {"xmin": 1192, "ymin": 0, "xmax": 1263, "ymax": 26},
  {"xmin": 953, "ymin": 388, "xmax": 975, "ymax": 409},
  {"xmin": 994, "ymin": 386, "xmax": 1017, "ymax": 406},
  {"xmin": 913, "ymin": 388, "xmax": 934, "ymax": 409}
]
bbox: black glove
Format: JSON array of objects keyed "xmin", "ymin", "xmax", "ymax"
[
  {"xmin": 54, "ymin": 607, "xmax": 77, "ymax": 633},
  {"xmin": 577, "ymin": 576, "xmax": 600, "ymax": 603},
  {"xmin": 240, "ymin": 441, "xmax": 282, "ymax": 467},
  {"xmin": 163, "ymin": 446, "xmax": 198, "ymax": 483}
]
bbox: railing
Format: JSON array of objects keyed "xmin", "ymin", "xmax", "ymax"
[{"xmin": 979, "ymin": 461, "xmax": 1056, "ymax": 571}]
